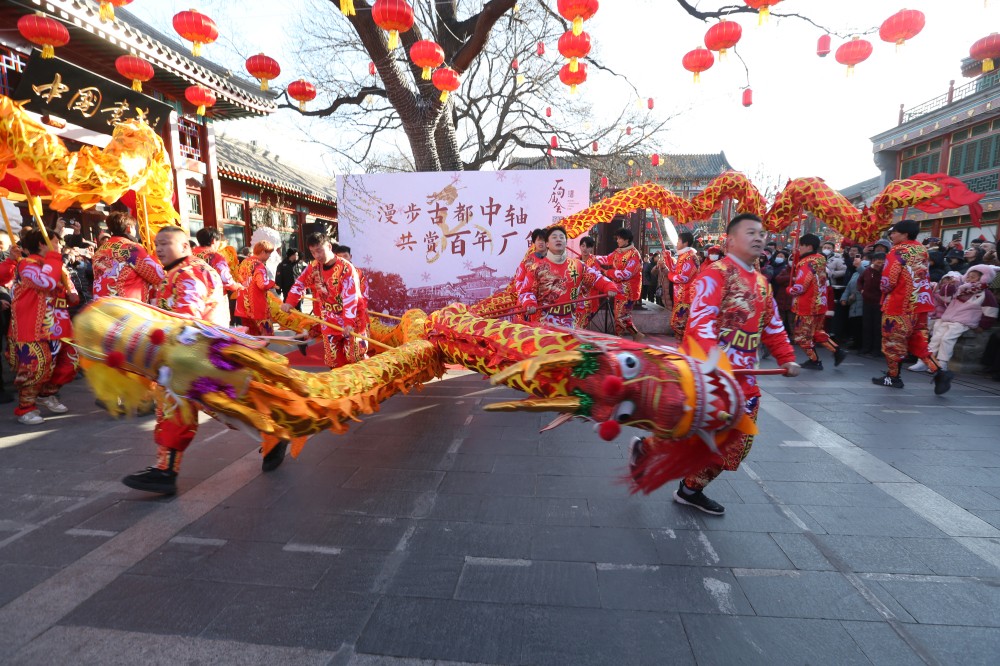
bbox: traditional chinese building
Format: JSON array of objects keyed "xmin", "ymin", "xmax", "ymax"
[
  {"xmin": 870, "ymin": 58, "xmax": 1000, "ymax": 244},
  {"xmin": 0, "ymin": 0, "xmax": 335, "ymax": 249},
  {"xmin": 406, "ymin": 264, "xmax": 512, "ymax": 311}
]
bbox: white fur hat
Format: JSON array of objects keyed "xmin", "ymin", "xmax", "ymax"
[
  {"xmin": 942, "ymin": 271, "xmax": 963, "ymax": 282},
  {"xmin": 967, "ymin": 264, "xmax": 998, "ymax": 283}
]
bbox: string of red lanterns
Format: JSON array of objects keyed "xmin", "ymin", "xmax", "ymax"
[
  {"xmin": 17, "ymin": 12, "xmax": 69, "ymax": 59},
  {"xmin": 288, "ymin": 79, "xmax": 317, "ymax": 111},
  {"xmin": 835, "ymin": 36, "xmax": 873, "ymax": 76},
  {"xmin": 246, "ymin": 54, "xmax": 281, "ymax": 91},
  {"xmin": 682, "ymin": 47, "xmax": 715, "ymax": 83},
  {"xmin": 879, "ymin": 9, "xmax": 925, "ymax": 50},
  {"xmin": 558, "ymin": 30, "xmax": 591, "ymax": 73},
  {"xmin": 116, "ymin": 55, "xmax": 154, "ymax": 92},
  {"xmin": 558, "ymin": 62, "xmax": 588, "ymax": 93},
  {"xmin": 557, "ymin": 0, "xmax": 599, "ymax": 37},
  {"xmin": 704, "ymin": 18, "xmax": 742, "ymax": 59},
  {"xmin": 432, "ymin": 67, "xmax": 461, "ymax": 103},
  {"xmin": 410, "ymin": 40, "xmax": 444, "ymax": 80},
  {"xmin": 372, "ymin": 0, "xmax": 414, "ymax": 51},
  {"xmin": 99, "ymin": 0, "xmax": 133, "ymax": 23}
]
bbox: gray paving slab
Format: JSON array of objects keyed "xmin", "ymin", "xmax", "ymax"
[
  {"xmin": 652, "ymin": 530, "xmax": 794, "ymax": 570},
  {"xmin": 680, "ymin": 614, "xmax": 876, "ymax": 666},
  {"xmin": 531, "ymin": 525, "xmax": 661, "ymax": 564},
  {"xmin": 902, "ymin": 624, "xmax": 1000, "ymax": 665},
  {"xmin": 597, "ymin": 565, "xmax": 754, "ymax": 615},
  {"xmin": 800, "ymin": 505, "xmax": 947, "ymax": 537},
  {"xmin": 872, "ymin": 577, "xmax": 1000, "ymax": 627},
  {"xmin": 839, "ymin": 621, "xmax": 928, "ymax": 666},
  {"xmin": 733, "ymin": 570, "xmax": 887, "ymax": 621},
  {"xmin": 455, "ymin": 558, "xmax": 599, "ymax": 607},
  {"xmin": 406, "ymin": 521, "xmax": 532, "ymax": 559},
  {"xmin": 383, "ymin": 554, "xmax": 465, "ymax": 599}
]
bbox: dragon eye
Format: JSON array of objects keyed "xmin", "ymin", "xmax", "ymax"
[
  {"xmin": 617, "ymin": 352, "xmax": 641, "ymax": 379},
  {"xmin": 614, "ymin": 400, "xmax": 636, "ymax": 422}
]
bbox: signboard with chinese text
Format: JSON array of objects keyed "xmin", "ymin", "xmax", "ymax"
[
  {"xmin": 14, "ymin": 52, "xmax": 170, "ymax": 136},
  {"xmin": 337, "ymin": 169, "xmax": 590, "ymax": 314}
]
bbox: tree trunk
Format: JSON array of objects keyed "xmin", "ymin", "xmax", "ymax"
[{"xmin": 434, "ymin": 112, "xmax": 463, "ymax": 171}]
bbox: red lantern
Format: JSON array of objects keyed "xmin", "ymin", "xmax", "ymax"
[
  {"xmin": 971, "ymin": 34, "xmax": 1000, "ymax": 73},
  {"xmin": 551, "ymin": 136, "xmax": 559, "ymax": 149},
  {"xmin": 592, "ymin": 141, "xmax": 598, "ymax": 152},
  {"xmin": 817, "ymin": 34, "xmax": 831, "ymax": 57},
  {"xmin": 558, "ymin": 62, "xmax": 588, "ymax": 93},
  {"xmin": 626, "ymin": 125, "xmax": 632, "ymax": 135},
  {"xmin": 545, "ymin": 106, "xmax": 552, "ymax": 117},
  {"xmin": 651, "ymin": 154, "xmax": 659, "ymax": 167},
  {"xmin": 635, "ymin": 169, "xmax": 642, "ymax": 178},
  {"xmin": 99, "ymin": 0, "xmax": 133, "ymax": 22},
  {"xmin": 647, "ymin": 97, "xmax": 654, "ymax": 110},
  {"xmin": 432, "ymin": 66, "xmax": 461, "ymax": 103},
  {"xmin": 17, "ymin": 13, "xmax": 69, "ymax": 59},
  {"xmin": 372, "ymin": 0, "xmax": 414, "ymax": 50},
  {"xmin": 115, "ymin": 55, "xmax": 154, "ymax": 92},
  {"xmin": 557, "ymin": 0, "xmax": 599, "ymax": 37},
  {"xmin": 704, "ymin": 19, "xmax": 742, "ymax": 58},
  {"xmin": 742, "ymin": 87, "xmax": 753, "ymax": 107},
  {"xmin": 835, "ymin": 36, "xmax": 873, "ymax": 76},
  {"xmin": 369, "ymin": 61, "xmax": 376, "ymax": 76},
  {"xmin": 245, "ymin": 54, "xmax": 280, "ymax": 91},
  {"xmin": 743, "ymin": 0, "xmax": 782, "ymax": 25},
  {"xmin": 184, "ymin": 85, "xmax": 216, "ymax": 116},
  {"xmin": 600, "ymin": 176, "xmax": 609, "ymax": 188},
  {"xmin": 287, "ymin": 79, "xmax": 317, "ymax": 111},
  {"xmin": 537, "ymin": 41, "xmax": 545, "ymax": 56},
  {"xmin": 173, "ymin": 9, "xmax": 218, "ymax": 57},
  {"xmin": 879, "ymin": 9, "xmax": 925, "ymax": 49},
  {"xmin": 410, "ymin": 40, "xmax": 444, "ymax": 80},
  {"xmin": 511, "ymin": 58, "xmax": 519, "ymax": 71},
  {"xmin": 682, "ymin": 47, "xmax": 715, "ymax": 83},
  {"xmin": 558, "ymin": 30, "xmax": 591, "ymax": 73}
]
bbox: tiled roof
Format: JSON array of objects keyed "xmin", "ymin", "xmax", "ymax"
[
  {"xmin": 507, "ymin": 152, "xmax": 734, "ymax": 179},
  {"xmin": 216, "ymin": 135, "xmax": 336, "ymax": 205}
]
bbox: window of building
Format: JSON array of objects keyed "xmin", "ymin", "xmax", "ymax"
[
  {"xmin": 223, "ymin": 223, "xmax": 245, "ymax": 251},
  {"xmin": 224, "ymin": 200, "xmax": 244, "ymax": 221},
  {"xmin": 241, "ymin": 191, "xmax": 261, "ymax": 203},
  {"xmin": 187, "ymin": 217, "xmax": 204, "ymax": 237},
  {"xmin": 178, "ymin": 117, "xmax": 202, "ymax": 161},
  {"xmin": 948, "ymin": 134, "xmax": 1000, "ymax": 176},
  {"xmin": 187, "ymin": 191, "xmax": 202, "ymax": 216},
  {"xmin": 901, "ymin": 152, "xmax": 940, "ymax": 178}
]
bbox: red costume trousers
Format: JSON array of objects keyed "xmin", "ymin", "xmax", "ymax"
[
  {"xmin": 684, "ymin": 398, "xmax": 760, "ymax": 491},
  {"xmin": 7, "ymin": 341, "xmax": 78, "ymax": 416},
  {"xmin": 793, "ymin": 314, "xmax": 837, "ymax": 362},
  {"xmin": 245, "ymin": 319, "xmax": 274, "ymax": 337},
  {"xmin": 323, "ymin": 331, "xmax": 367, "ymax": 368},
  {"xmin": 613, "ymin": 298, "xmax": 640, "ymax": 337},
  {"xmin": 881, "ymin": 312, "xmax": 938, "ymax": 376},
  {"xmin": 154, "ymin": 394, "xmax": 199, "ymax": 453}
]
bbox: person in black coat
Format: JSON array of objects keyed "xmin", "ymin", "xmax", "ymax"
[{"xmin": 275, "ymin": 248, "xmax": 307, "ymax": 300}]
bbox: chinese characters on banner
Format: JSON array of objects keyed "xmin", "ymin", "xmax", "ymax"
[{"xmin": 338, "ymin": 169, "xmax": 590, "ymax": 312}]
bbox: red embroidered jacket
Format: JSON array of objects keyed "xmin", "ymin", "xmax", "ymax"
[
  {"xmin": 669, "ymin": 248, "xmax": 699, "ymax": 305},
  {"xmin": 193, "ymin": 246, "xmax": 238, "ymax": 293},
  {"xmin": 515, "ymin": 256, "xmax": 616, "ymax": 327},
  {"xmin": 235, "ymin": 256, "xmax": 275, "ymax": 320},
  {"xmin": 286, "ymin": 258, "xmax": 362, "ymax": 335},
  {"xmin": 881, "ymin": 240, "xmax": 934, "ymax": 316},
  {"xmin": 685, "ymin": 256, "xmax": 796, "ymax": 398},
  {"xmin": 92, "ymin": 236, "xmax": 164, "ymax": 301},
  {"xmin": 600, "ymin": 245, "xmax": 643, "ymax": 301},
  {"xmin": 156, "ymin": 256, "xmax": 227, "ymax": 326},
  {"xmin": 1, "ymin": 252, "xmax": 77, "ymax": 342},
  {"xmin": 788, "ymin": 252, "xmax": 828, "ymax": 316}
]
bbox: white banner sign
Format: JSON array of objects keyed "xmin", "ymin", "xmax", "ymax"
[{"xmin": 337, "ymin": 169, "xmax": 590, "ymax": 314}]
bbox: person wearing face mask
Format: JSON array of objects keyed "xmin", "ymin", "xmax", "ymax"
[
  {"xmin": 770, "ymin": 250, "xmax": 794, "ymax": 333},
  {"xmin": 701, "ymin": 245, "xmax": 723, "ymax": 272},
  {"xmin": 788, "ymin": 234, "xmax": 846, "ymax": 370},
  {"xmin": 857, "ymin": 253, "xmax": 886, "ymax": 357},
  {"xmin": 840, "ymin": 255, "xmax": 865, "ymax": 348}
]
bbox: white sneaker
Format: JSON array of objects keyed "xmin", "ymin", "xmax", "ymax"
[
  {"xmin": 37, "ymin": 395, "xmax": 68, "ymax": 413},
  {"xmin": 907, "ymin": 361, "xmax": 928, "ymax": 373},
  {"xmin": 18, "ymin": 410, "xmax": 45, "ymax": 425}
]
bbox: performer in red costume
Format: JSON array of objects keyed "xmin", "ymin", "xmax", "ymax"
[
  {"xmin": 235, "ymin": 240, "xmax": 276, "ymax": 336},
  {"xmin": 121, "ymin": 227, "xmax": 249, "ymax": 495},
  {"xmin": 193, "ymin": 227, "xmax": 242, "ymax": 299},
  {"xmin": 701, "ymin": 245, "xmax": 723, "ymax": 269},
  {"xmin": 599, "ymin": 228, "xmax": 644, "ymax": 339},
  {"xmin": 788, "ymin": 233, "xmax": 845, "ymax": 370},
  {"xmin": 874, "ymin": 220, "xmax": 953, "ymax": 394},
  {"xmin": 510, "ymin": 229, "xmax": 548, "ymax": 324},
  {"xmin": 91, "ymin": 212, "xmax": 164, "ymax": 301},
  {"xmin": 282, "ymin": 232, "xmax": 366, "ymax": 368},
  {"xmin": 1, "ymin": 231, "xmax": 79, "ymax": 425},
  {"xmin": 574, "ymin": 236, "xmax": 602, "ymax": 328},
  {"xmin": 668, "ymin": 231, "xmax": 699, "ymax": 341},
  {"xmin": 629, "ymin": 214, "xmax": 800, "ymax": 515},
  {"xmin": 335, "ymin": 245, "xmax": 370, "ymax": 342},
  {"xmin": 516, "ymin": 226, "xmax": 617, "ymax": 328}
]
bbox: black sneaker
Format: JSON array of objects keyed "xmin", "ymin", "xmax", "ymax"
[
  {"xmin": 801, "ymin": 359, "xmax": 824, "ymax": 370},
  {"xmin": 673, "ymin": 482, "xmax": 725, "ymax": 516},
  {"xmin": 933, "ymin": 369, "xmax": 953, "ymax": 395},
  {"xmin": 122, "ymin": 467, "xmax": 177, "ymax": 495},
  {"xmin": 261, "ymin": 440, "xmax": 289, "ymax": 472},
  {"xmin": 833, "ymin": 347, "xmax": 847, "ymax": 367},
  {"xmin": 628, "ymin": 437, "xmax": 646, "ymax": 479},
  {"xmin": 872, "ymin": 374, "xmax": 904, "ymax": 389}
]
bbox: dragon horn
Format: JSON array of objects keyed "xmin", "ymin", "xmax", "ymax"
[
  {"xmin": 483, "ymin": 396, "xmax": 582, "ymax": 413},
  {"xmin": 490, "ymin": 350, "xmax": 584, "ymax": 386}
]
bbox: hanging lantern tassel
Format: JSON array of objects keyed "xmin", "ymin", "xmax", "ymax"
[
  {"xmin": 985, "ymin": 57, "xmax": 995, "ymax": 73},
  {"xmin": 340, "ymin": 0, "xmax": 356, "ymax": 16},
  {"xmin": 758, "ymin": 6, "xmax": 770, "ymax": 25},
  {"xmin": 195, "ymin": 104, "xmax": 206, "ymax": 116},
  {"xmin": 388, "ymin": 30, "xmax": 400, "ymax": 50},
  {"xmin": 439, "ymin": 90, "xmax": 449, "ymax": 103},
  {"xmin": 573, "ymin": 17, "xmax": 584, "ymax": 36},
  {"xmin": 100, "ymin": 2, "xmax": 115, "ymax": 21},
  {"xmin": 132, "ymin": 79, "xmax": 142, "ymax": 92}
]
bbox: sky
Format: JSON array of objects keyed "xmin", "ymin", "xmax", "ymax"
[{"xmin": 129, "ymin": 0, "xmax": 994, "ymax": 191}]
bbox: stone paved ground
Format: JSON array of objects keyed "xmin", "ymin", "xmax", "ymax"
[{"xmin": 1, "ymin": 346, "xmax": 999, "ymax": 665}]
